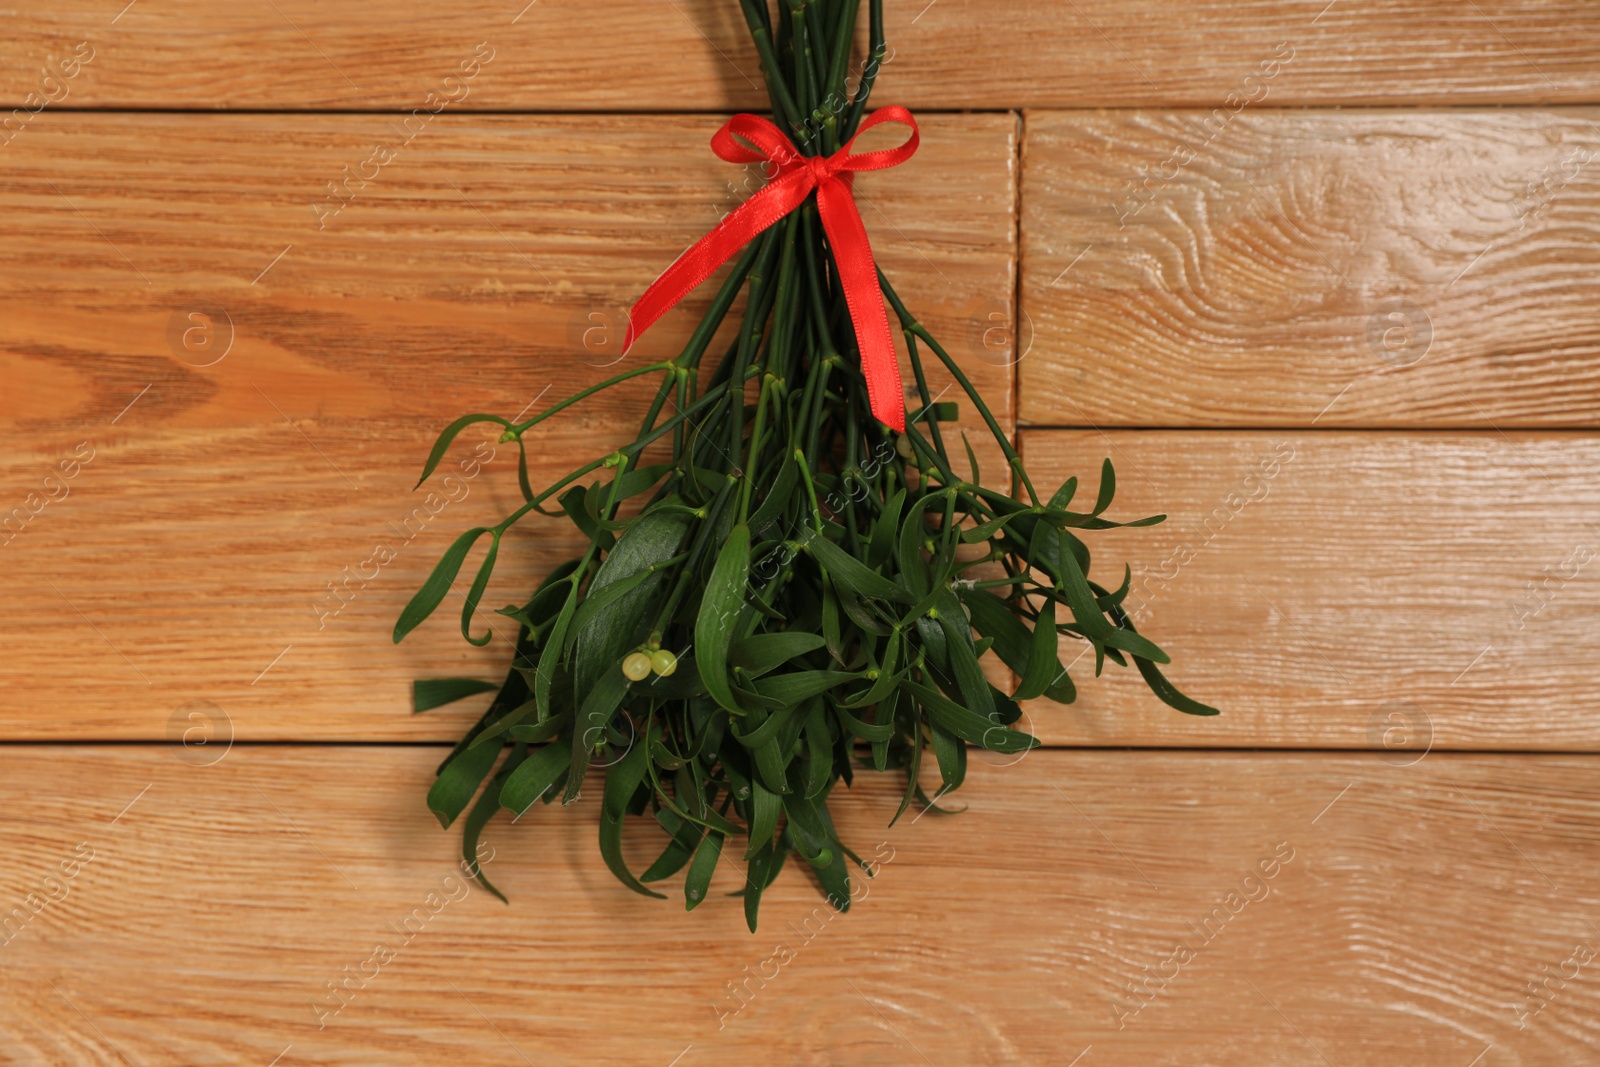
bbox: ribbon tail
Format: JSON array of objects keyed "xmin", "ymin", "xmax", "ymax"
[
  {"xmin": 625, "ymin": 174, "xmax": 811, "ymax": 354},
  {"xmin": 815, "ymin": 181, "xmax": 906, "ymax": 432}
]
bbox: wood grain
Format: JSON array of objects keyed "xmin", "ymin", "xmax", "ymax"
[
  {"xmin": 3, "ymin": 1, "xmax": 1599, "ymax": 111},
  {"xmin": 1019, "ymin": 430, "xmax": 1600, "ymax": 750},
  {"xmin": 1020, "ymin": 110, "xmax": 1600, "ymax": 427},
  {"xmin": 0, "ymin": 112, "xmax": 1016, "ymax": 742},
  {"xmin": 6, "ymin": 5, "xmax": 1598, "ymax": 1064},
  {"xmin": 0, "ymin": 746, "xmax": 1596, "ymax": 1065}
]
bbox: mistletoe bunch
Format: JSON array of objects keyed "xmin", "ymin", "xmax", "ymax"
[{"xmin": 397, "ymin": 0, "xmax": 1214, "ymax": 931}]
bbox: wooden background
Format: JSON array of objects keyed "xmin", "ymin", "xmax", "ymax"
[{"xmin": 2, "ymin": 2, "xmax": 1598, "ymax": 1063}]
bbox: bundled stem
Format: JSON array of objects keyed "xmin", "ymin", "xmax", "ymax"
[{"xmin": 397, "ymin": 0, "xmax": 1215, "ymax": 927}]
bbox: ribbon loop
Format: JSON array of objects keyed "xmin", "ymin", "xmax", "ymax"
[
  {"xmin": 710, "ymin": 113, "xmax": 799, "ymax": 168},
  {"xmin": 624, "ymin": 107, "xmax": 920, "ymax": 432},
  {"xmin": 831, "ymin": 105, "xmax": 920, "ymax": 175}
]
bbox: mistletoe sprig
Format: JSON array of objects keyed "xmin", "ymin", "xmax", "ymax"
[{"xmin": 398, "ymin": 0, "xmax": 1215, "ymax": 930}]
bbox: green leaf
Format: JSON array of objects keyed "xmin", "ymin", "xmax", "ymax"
[
  {"xmin": 743, "ymin": 840, "xmax": 777, "ymax": 933},
  {"xmin": 928, "ymin": 717, "xmax": 967, "ymax": 793},
  {"xmin": 801, "ymin": 527, "xmax": 912, "ymax": 604},
  {"xmin": 568, "ymin": 567, "xmax": 658, "ymax": 639},
  {"xmin": 566, "ymin": 665, "xmax": 631, "ymax": 804},
  {"xmin": 427, "ymin": 736, "xmax": 502, "ymax": 829},
  {"xmin": 906, "ymin": 680, "xmax": 1039, "ymax": 754},
  {"xmin": 499, "ymin": 740, "xmax": 572, "ymax": 816},
  {"xmin": 833, "ymin": 699, "xmax": 897, "ymax": 742},
  {"xmin": 415, "ymin": 413, "xmax": 509, "ymax": 488},
  {"xmin": 394, "ymin": 526, "xmax": 491, "ymax": 643},
  {"xmin": 461, "ymin": 745, "xmax": 522, "ymax": 903},
  {"xmin": 560, "ymin": 484, "xmax": 601, "ymax": 541},
  {"xmin": 695, "ymin": 523, "xmax": 751, "ymax": 714},
  {"xmin": 649, "ymin": 734, "xmax": 686, "ymax": 771},
  {"xmin": 868, "ymin": 488, "xmax": 906, "ymax": 569},
  {"xmin": 641, "ymin": 807, "xmax": 701, "ymax": 883},
  {"xmin": 744, "ymin": 778, "xmax": 781, "ymax": 860},
  {"xmin": 937, "ymin": 612, "xmax": 996, "ymax": 722},
  {"xmin": 1104, "ymin": 626, "xmax": 1171, "ymax": 664},
  {"xmin": 990, "ymin": 684, "xmax": 1025, "ymax": 726},
  {"xmin": 1048, "ymin": 475, "xmax": 1078, "ymax": 511},
  {"xmin": 961, "ymin": 431, "xmax": 982, "ymax": 484},
  {"xmin": 574, "ymin": 509, "xmax": 688, "ymax": 699},
  {"xmin": 459, "ymin": 530, "xmax": 502, "ymax": 647},
  {"xmin": 1103, "ymin": 601, "xmax": 1218, "ymax": 715},
  {"xmin": 598, "ymin": 734, "xmax": 666, "ymax": 899},
  {"xmin": 833, "ymin": 580, "xmax": 893, "ymax": 635},
  {"xmin": 534, "ymin": 580, "xmax": 579, "ymax": 719},
  {"xmin": 803, "ymin": 706, "xmax": 833, "ymax": 798},
  {"xmin": 839, "ymin": 630, "xmax": 901, "ymax": 708},
  {"xmin": 1093, "ymin": 458, "xmax": 1116, "ymax": 516},
  {"xmin": 729, "ymin": 704, "xmax": 799, "ymax": 750},
  {"xmin": 1013, "ymin": 597, "xmax": 1060, "ymax": 701},
  {"xmin": 749, "ymin": 453, "xmax": 799, "ymax": 535},
  {"xmin": 959, "ymin": 588, "xmax": 1032, "ymax": 675},
  {"xmin": 784, "ymin": 792, "xmax": 849, "ymax": 910},
  {"xmin": 749, "ymin": 669, "xmax": 861, "ymax": 707},
  {"xmin": 1046, "ymin": 670, "xmax": 1077, "ymax": 705},
  {"xmin": 515, "ymin": 436, "xmax": 533, "ymax": 502},
  {"xmin": 612, "ymin": 463, "xmax": 672, "ymax": 503},
  {"xmin": 432, "ymin": 649, "xmax": 532, "ymax": 776},
  {"xmin": 821, "ymin": 583, "xmax": 844, "ymax": 663},
  {"xmin": 1133, "ymin": 656, "xmax": 1220, "ymax": 716},
  {"xmin": 731, "ymin": 685, "xmax": 786, "ymax": 713},
  {"xmin": 1044, "ymin": 523, "xmax": 1116, "ymax": 643},
  {"xmin": 729, "ymin": 631, "xmax": 828, "ymax": 676},
  {"xmin": 1097, "ymin": 565, "xmax": 1134, "ymax": 611},
  {"xmin": 639, "ymin": 657, "xmax": 709, "ymax": 701},
  {"xmin": 890, "ymin": 696, "xmax": 923, "ymax": 827},
  {"xmin": 508, "ymin": 558, "xmax": 583, "ymax": 627},
  {"xmin": 507, "ymin": 714, "xmax": 570, "ymax": 744},
  {"xmin": 896, "ymin": 494, "xmax": 937, "ymax": 600},
  {"xmin": 684, "ymin": 830, "xmax": 724, "ymax": 911},
  {"xmin": 467, "ymin": 698, "xmax": 542, "ymax": 750},
  {"xmin": 915, "ymin": 613, "xmax": 948, "ymax": 672},
  {"xmin": 412, "ymin": 677, "xmax": 498, "ymax": 713},
  {"xmin": 960, "ymin": 510, "xmax": 1030, "ymax": 544},
  {"xmin": 742, "ymin": 733, "xmax": 795, "ymax": 797}
]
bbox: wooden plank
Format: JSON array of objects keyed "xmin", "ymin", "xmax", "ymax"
[
  {"xmin": 3, "ymin": 1, "xmax": 1598, "ymax": 112},
  {"xmin": 1019, "ymin": 429, "xmax": 1600, "ymax": 750},
  {"xmin": 1020, "ymin": 110, "xmax": 1600, "ymax": 427},
  {"xmin": 0, "ymin": 112, "xmax": 1016, "ymax": 741},
  {"xmin": 1, "ymin": 746, "xmax": 1596, "ymax": 1064}
]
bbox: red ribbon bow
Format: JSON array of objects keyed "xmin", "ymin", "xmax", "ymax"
[{"xmin": 624, "ymin": 106, "xmax": 920, "ymax": 432}]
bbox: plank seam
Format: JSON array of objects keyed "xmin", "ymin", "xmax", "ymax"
[
  {"xmin": 27, "ymin": 103, "xmax": 1600, "ymax": 116},
  {"xmin": 3, "ymin": 741, "xmax": 1597, "ymax": 755},
  {"xmin": 1016, "ymin": 426, "xmax": 1600, "ymax": 434}
]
